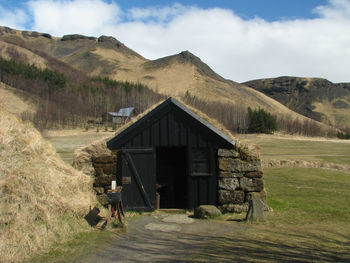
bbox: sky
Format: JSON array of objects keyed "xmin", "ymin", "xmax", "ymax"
[{"xmin": 0, "ymin": 0, "xmax": 349, "ymax": 83}]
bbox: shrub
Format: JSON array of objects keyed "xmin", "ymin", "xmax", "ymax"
[
  {"xmin": 337, "ymin": 131, "xmax": 350, "ymax": 139},
  {"xmin": 248, "ymin": 107, "xmax": 278, "ymax": 133}
]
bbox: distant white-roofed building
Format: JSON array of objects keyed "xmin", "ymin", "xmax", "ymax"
[{"xmin": 104, "ymin": 107, "xmax": 134, "ymax": 124}]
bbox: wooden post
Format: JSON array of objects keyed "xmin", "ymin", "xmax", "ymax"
[{"xmin": 156, "ymin": 192, "xmax": 160, "ymax": 210}]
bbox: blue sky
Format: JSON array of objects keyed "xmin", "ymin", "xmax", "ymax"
[
  {"xmin": 0, "ymin": 0, "xmax": 330, "ymax": 22},
  {"xmin": 0, "ymin": 0, "xmax": 349, "ymax": 82},
  {"xmin": 116, "ymin": 0, "xmax": 330, "ymax": 21}
]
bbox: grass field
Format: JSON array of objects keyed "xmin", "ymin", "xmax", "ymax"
[
  {"xmin": 30, "ymin": 229, "xmax": 120, "ymax": 263},
  {"xmin": 237, "ymin": 134, "xmax": 350, "ymax": 166},
  {"xmin": 265, "ymin": 168, "xmax": 350, "ymax": 224},
  {"xmin": 45, "ymin": 130, "xmax": 112, "ymax": 164},
  {"xmin": 186, "ymin": 167, "xmax": 350, "ymax": 262}
]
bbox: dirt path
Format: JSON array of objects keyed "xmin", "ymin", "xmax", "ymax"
[
  {"xmin": 80, "ymin": 213, "xmax": 248, "ymax": 263},
  {"xmin": 75, "ymin": 212, "xmax": 348, "ymax": 263}
]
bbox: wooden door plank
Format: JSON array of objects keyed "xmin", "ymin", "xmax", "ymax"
[{"xmin": 122, "ymin": 149, "xmax": 154, "ymax": 210}]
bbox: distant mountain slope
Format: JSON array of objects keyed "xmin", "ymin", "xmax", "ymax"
[
  {"xmin": 0, "ymin": 82, "xmax": 36, "ymax": 116},
  {"xmin": 243, "ymin": 76, "xmax": 350, "ymax": 128},
  {"xmin": 0, "ymin": 26, "xmax": 332, "ymax": 126}
]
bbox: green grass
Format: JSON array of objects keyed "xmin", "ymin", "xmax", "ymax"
[
  {"xmin": 29, "ymin": 212, "xmax": 141, "ymax": 263},
  {"xmin": 264, "ymin": 167, "xmax": 350, "ymax": 223},
  {"xmin": 30, "ymin": 228, "xmax": 120, "ymax": 263},
  {"xmin": 255, "ymin": 138, "xmax": 350, "ymax": 165},
  {"xmin": 186, "ymin": 167, "xmax": 350, "ymax": 262}
]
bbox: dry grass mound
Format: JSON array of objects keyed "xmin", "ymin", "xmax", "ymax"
[
  {"xmin": 73, "ymin": 136, "xmax": 113, "ymax": 176},
  {"xmin": 0, "ymin": 106, "xmax": 96, "ymax": 263}
]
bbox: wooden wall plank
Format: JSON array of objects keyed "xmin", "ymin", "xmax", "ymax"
[
  {"xmin": 151, "ymin": 121, "xmax": 160, "ymax": 146},
  {"xmin": 199, "ymin": 178, "xmax": 207, "ymax": 205},
  {"xmin": 168, "ymin": 112, "xmax": 179, "ymax": 146},
  {"xmin": 160, "ymin": 115, "xmax": 168, "ymax": 146},
  {"xmin": 198, "ymin": 134, "xmax": 208, "ymax": 147},
  {"xmin": 142, "ymin": 128, "xmax": 151, "ymax": 147},
  {"xmin": 133, "ymin": 133, "xmax": 142, "ymax": 146},
  {"xmin": 179, "ymin": 122, "xmax": 187, "ymax": 146},
  {"xmin": 188, "ymin": 127, "xmax": 197, "ymax": 147},
  {"xmin": 190, "ymin": 177, "xmax": 198, "ymax": 209}
]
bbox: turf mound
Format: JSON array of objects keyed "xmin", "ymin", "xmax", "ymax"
[{"xmin": 0, "ymin": 106, "xmax": 96, "ymax": 262}]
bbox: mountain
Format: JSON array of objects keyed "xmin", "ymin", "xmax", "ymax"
[
  {"xmin": 0, "ymin": 26, "xmax": 338, "ymax": 134},
  {"xmin": 243, "ymin": 76, "xmax": 350, "ymax": 128},
  {"xmin": 0, "ymin": 26, "xmax": 306, "ymax": 114}
]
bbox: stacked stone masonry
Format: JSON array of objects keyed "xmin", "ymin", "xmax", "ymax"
[
  {"xmin": 217, "ymin": 148, "xmax": 267, "ymax": 213},
  {"xmin": 92, "ymin": 153, "xmax": 117, "ymax": 206}
]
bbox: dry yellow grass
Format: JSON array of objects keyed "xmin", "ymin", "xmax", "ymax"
[
  {"xmin": 237, "ymin": 132, "xmax": 350, "ymax": 144},
  {"xmin": 89, "ymin": 47, "xmax": 315, "ymax": 124},
  {"xmin": 0, "ymin": 82, "xmax": 36, "ymax": 116},
  {"xmin": 91, "ymin": 47, "xmax": 146, "ymax": 78},
  {"xmin": 313, "ymin": 99, "xmax": 350, "ymax": 128},
  {"xmin": 101, "ymin": 50, "xmax": 312, "ymax": 123},
  {"xmin": 0, "ymin": 41, "xmax": 47, "ymax": 68},
  {"xmin": 72, "ymin": 136, "xmax": 113, "ymax": 176},
  {"xmin": 0, "ymin": 106, "xmax": 96, "ymax": 263}
]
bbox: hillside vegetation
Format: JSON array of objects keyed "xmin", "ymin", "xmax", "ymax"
[
  {"xmin": 0, "ymin": 107, "xmax": 96, "ymax": 263},
  {"xmin": 244, "ymin": 76, "xmax": 350, "ymax": 130},
  {"xmin": 0, "ymin": 44, "xmax": 164, "ymax": 129}
]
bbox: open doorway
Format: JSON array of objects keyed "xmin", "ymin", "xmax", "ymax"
[{"xmin": 156, "ymin": 146, "xmax": 187, "ymax": 209}]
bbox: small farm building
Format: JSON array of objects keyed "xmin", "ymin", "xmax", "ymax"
[
  {"xmin": 103, "ymin": 107, "xmax": 134, "ymax": 124},
  {"xmin": 104, "ymin": 98, "xmax": 265, "ymax": 211}
]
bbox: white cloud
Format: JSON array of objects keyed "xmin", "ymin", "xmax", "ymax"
[
  {"xmin": 313, "ymin": 0, "xmax": 350, "ymax": 19},
  {"xmin": 27, "ymin": 0, "xmax": 121, "ymax": 36},
  {"xmin": 0, "ymin": 6, "xmax": 29, "ymax": 29},
  {"xmin": 128, "ymin": 3, "xmax": 195, "ymax": 22},
  {"xmin": 113, "ymin": 1, "xmax": 350, "ymax": 83},
  {"xmin": 2, "ymin": 0, "xmax": 350, "ymax": 83}
]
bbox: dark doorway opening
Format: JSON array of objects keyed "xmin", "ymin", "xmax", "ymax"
[{"xmin": 156, "ymin": 146, "xmax": 187, "ymax": 209}]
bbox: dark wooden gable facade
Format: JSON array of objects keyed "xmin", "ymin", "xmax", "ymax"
[{"xmin": 107, "ymin": 97, "xmax": 235, "ymax": 211}]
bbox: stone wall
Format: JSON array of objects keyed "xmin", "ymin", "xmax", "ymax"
[
  {"xmin": 217, "ymin": 146, "xmax": 267, "ymax": 213},
  {"xmin": 91, "ymin": 153, "xmax": 117, "ymax": 206}
]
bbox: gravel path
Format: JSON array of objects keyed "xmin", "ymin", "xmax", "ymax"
[{"xmin": 82, "ymin": 213, "xmax": 248, "ymax": 263}]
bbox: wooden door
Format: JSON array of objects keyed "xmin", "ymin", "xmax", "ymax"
[
  {"xmin": 121, "ymin": 148, "xmax": 156, "ymax": 211},
  {"xmin": 187, "ymin": 147, "xmax": 217, "ymax": 210}
]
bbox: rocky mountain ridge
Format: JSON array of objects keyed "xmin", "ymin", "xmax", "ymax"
[{"xmin": 243, "ymin": 76, "xmax": 350, "ymax": 128}]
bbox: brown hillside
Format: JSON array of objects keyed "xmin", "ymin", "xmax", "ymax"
[
  {"xmin": 244, "ymin": 76, "xmax": 350, "ymax": 129},
  {"xmin": 0, "ymin": 26, "xmax": 325, "ymax": 125},
  {"xmin": 0, "ymin": 82, "xmax": 36, "ymax": 116}
]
